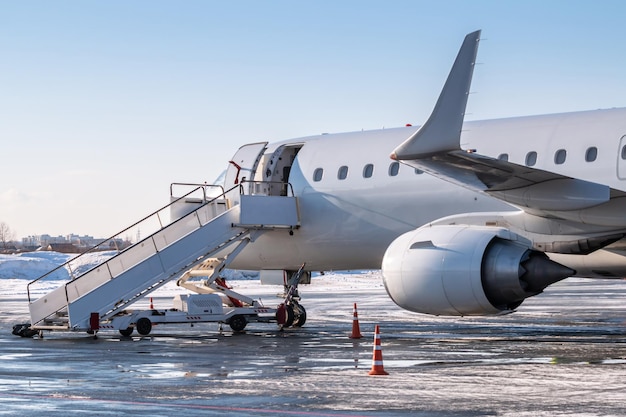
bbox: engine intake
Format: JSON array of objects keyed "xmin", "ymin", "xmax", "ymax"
[{"xmin": 381, "ymin": 225, "xmax": 574, "ymax": 316}]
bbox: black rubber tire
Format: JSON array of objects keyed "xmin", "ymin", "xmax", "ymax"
[
  {"xmin": 284, "ymin": 305, "xmax": 295, "ymax": 328},
  {"xmin": 229, "ymin": 315, "xmax": 247, "ymax": 332},
  {"xmin": 119, "ymin": 327, "xmax": 134, "ymax": 337},
  {"xmin": 293, "ymin": 305, "xmax": 307, "ymax": 327},
  {"xmin": 22, "ymin": 328, "xmax": 39, "ymax": 338},
  {"xmin": 12, "ymin": 324, "xmax": 38, "ymax": 338},
  {"xmin": 136, "ymin": 317, "xmax": 152, "ymax": 336}
]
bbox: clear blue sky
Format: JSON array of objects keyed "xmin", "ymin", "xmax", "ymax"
[{"xmin": 2, "ymin": 1, "xmax": 626, "ymax": 239}]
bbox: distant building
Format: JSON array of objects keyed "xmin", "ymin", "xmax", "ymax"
[
  {"xmin": 22, "ymin": 233, "xmax": 123, "ymax": 253},
  {"xmin": 44, "ymin": 243, "xmax": 80, "ymax": 253}
]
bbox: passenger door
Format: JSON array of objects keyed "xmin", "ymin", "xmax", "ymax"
[{"xmin": 224, "ymin": 142, "xmax": 268, "ymax": 205}]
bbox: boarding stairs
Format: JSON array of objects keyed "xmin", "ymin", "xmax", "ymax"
[{"xmin": 26, "ymin": 183, "xmax": 300, "ymax": 332}]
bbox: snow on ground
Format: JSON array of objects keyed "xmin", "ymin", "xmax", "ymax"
[
  {"xmin": 0, "ymin": 250, "xmax": 383, "ymax": 299},
  {"xmin": 0, "ymin": 251, "xmax": 117, "ymax": 281},
  {"xmin": 0, "ymin": 251, "xmax": 287, "ymax": 282},
  {"xmin": 0, "ymin": 251, "xmax": 74, "ymax": 280},
  {"xmin": 0, "ymin": 251, "xmax": 119, "ymax": 297}
]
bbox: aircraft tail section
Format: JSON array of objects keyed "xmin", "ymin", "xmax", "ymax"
[{"xmin": 392, "ymin": 30, "xmax": 480, "ymax": 159}]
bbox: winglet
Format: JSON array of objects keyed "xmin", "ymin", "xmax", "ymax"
[{"xmin": 391, "ymin": 30, "xmax": 481, "ymax": 160}]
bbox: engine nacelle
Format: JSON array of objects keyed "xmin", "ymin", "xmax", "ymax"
[{"xmin": 382, "ymin": 225, "xmax": 574, "ymax": 316}]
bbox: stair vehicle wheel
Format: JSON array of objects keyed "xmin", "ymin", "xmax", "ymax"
[
  {"xmin": 12, "ymin": 323, "xmax": 38, "ymax": 338},
  {"xmin": 229, "ymin": 315, "xmax": 247, "ymax": 332},
  {"xmin": 119, "ymin": 327, "xmax": 134, "ymax": 337},
  {"xmin": 293, "ymin": 304, "xmax": 307, "ymax": 327},
  {"xmin": 136, "ymin": 317, "xmax": 152, "ymax": 335}
]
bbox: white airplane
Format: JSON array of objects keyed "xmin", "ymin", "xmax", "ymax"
[
  {"xmin": 219, "ymin": 29, "xmax": 626, "ymax": 317},
  {"xmin": 20, "ymin": 30, "xmax": 626, "ymax": 338}
]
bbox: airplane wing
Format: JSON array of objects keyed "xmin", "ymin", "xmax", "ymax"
[
  {"xmin": 399, "ymin": 148, "xmax": 617, "ymax": 214},
  {"xmin": 391, "ymin": 30, "xmax": 626, "ymax": 227}
]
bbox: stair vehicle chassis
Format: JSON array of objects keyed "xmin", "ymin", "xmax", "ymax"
[{"xmin": 103, "ymin": 294, "xmax": 306, "ymax": 336}]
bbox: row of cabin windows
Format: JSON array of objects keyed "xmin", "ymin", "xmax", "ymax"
[
  {"xmin": 314, "ymin": 144, "xmax": 619, "ymax": 181},
  {"xmin": 313, "ymin": 162, "xmax": 424, "ymax": 182},
  {"xmin": 498, "ymin": 146, "xmax": 599, "ymax": 167}
]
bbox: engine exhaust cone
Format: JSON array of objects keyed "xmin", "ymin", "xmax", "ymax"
[{"xmin": 521, "ymin": 253, "xmax": 576, "ymax": 293}]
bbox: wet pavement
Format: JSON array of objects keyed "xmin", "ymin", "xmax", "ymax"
[{"xmin": 1, "ymin": 276, "xmax": 626, "ymax": 416}]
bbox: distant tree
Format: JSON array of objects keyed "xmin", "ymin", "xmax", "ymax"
[{"xmin": 0, "ymin": 222, "xmax": 16, "ymax": 250}]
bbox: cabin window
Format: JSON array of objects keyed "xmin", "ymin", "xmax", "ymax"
[
  {"xmin": 389, "ymin": 162, "xmax": 400, "ymax": 176},
  {"xmin": 585, "ymin": 147, "xmax": 598, "ymax": 162},
  {"xmin": 525, "ymin": 151, "xmax": 537, "ymax": 167},
  {"xmin": 338, "ymin": 165, "xmax": 348, "ymax": 180},
  {"xmin": 554, "ymin": 149, "xmax": 567, "ymax": 165},
  {"xmin": 313, "ymin": 168, "xmax": 323, "ymax": 182},
  {"xmin": 621, "ymin": 145, "xmax": 626, "ymax": 160},
  {"xmin": 415, "ymin": 168, "xmax": 423, "ymax": 175},
  {"xmin": 363, "ymin": 163, "xmax": 374, "ymax": 178},
  {"xmin": 498, "ymin": 153, "xmax": 509, "ymax": 161}
]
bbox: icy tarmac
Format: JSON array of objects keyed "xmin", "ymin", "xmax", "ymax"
[{"xmin": 2, "ymin": 273, "xmax": 626, "ymax": 416}]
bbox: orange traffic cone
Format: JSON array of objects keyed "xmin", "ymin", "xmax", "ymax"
[
  {"xmin": 349, "ymin": 302, "xmax": 362, "ymax": 339},
  {"xmin": 368, "ymin": 325, "xmax": 389, "ymax": 375},
  {"xmin": 150, "ymin": 297, "xmax": 154, "ymax": 309}
]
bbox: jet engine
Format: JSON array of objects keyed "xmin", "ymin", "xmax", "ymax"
[{"xmin": 381, "ymin": 225, "xmax": 575, "ymax": 316}]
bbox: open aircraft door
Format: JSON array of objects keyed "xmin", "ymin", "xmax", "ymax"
[{"xmin": 224, "ymin": 141, "xmax": 268, "ymax": 205}]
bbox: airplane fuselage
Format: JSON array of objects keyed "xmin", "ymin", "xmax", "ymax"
[{"xmin": 225, "ymin": 108, "xmax": 626, "ymax": 273}]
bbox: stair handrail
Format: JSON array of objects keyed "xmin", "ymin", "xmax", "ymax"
[
  {"xmin": 239, "ymin": 180, "xmax": 295, "ymax": 197},
  {"xmin": 27, "ymin": 183, "xmax": 239, "ymax": 302},
  {"xmin": 169, "ymin": 183, "xmax": 225, "ymax": 200}
]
